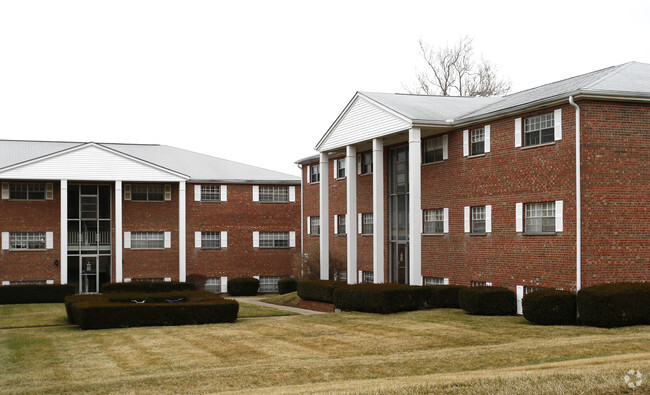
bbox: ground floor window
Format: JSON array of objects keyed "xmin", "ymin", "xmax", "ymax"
[
  {"xmin": 362, "ymin": 271, "xmax": 374, "ymax": 283},
  {"xmin": 423, "ymin": 209, "xmax": 444, "ymax": 234},
  {"xmin": 471, "ymin": 281, "xmax": 491, "ymax": 287},
  {"xmin": 205, "ymin": 277, "xmax": 221, "ymax": 293},
  {"xmin": 525, "ymin": 202, "xmax": 556, "ymax": 234},
  {"xmin": 259, "ymin": 232, "xmax": 289, "ymax": 248},
  {"xmin": 8, "ymin": 280, "xmax": 46, "ymax": 285},
  {"xmin": 424, "ymin": 277, "xmax": 446, "ymax": 285},
  {"xmin": 259, "ymin": 276, "xmax": 282, "ymax": 293}
]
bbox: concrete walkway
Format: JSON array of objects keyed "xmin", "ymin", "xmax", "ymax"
[{"xmin": 230, "ymin": 296, "xmax": 326, "ymax": 316}]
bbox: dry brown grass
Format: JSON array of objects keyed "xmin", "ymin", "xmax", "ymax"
[
  {"xmin": 262, "ymin": 291, "xmax": 301, "ymax": 307},
  {"xmin": 1, "ymin": 306, "xmax": 648, "ymax": 393}
]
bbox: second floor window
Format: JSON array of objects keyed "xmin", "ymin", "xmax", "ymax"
[
  {"xmin": 201, "ymin": 232, "xmax": 221, "ymax": 248},
  {"xmin": 10, "ymin": 232, "xmax": 46, "ymax": 250},
  {"xmin": 423, "ymin": 136, "xmax": 444, "ymax": 163},
  {"xmin": 471, "ymin": 206, "xmax": 486, "ymax": 234},
  {"xmin": 201, "ymin": 185, "xmax": 220, "ymax": 202},
  {"xmin": 337, "ymin": 214, "xmax": 346, "ymax": 235},
  {"xmin": 524, "ymin": 112, "xmax": 555, "ymax": 146},
  {"xmin": 470, "ymin": 128, "xmax": 485, "ymax": 155},
  {"xmin": 362, "ymin": 213, "xmax": 373, "ymax": 234},
  {"xmin": 259, "ymin": 232, "xmax": 289, "ymax": 248},
  {"xmin": 131, "ymin": 232, "xmax": 164, "ymax": 249},
  {"xmin": 9, "ymin": 183, "xmax": 45, "ymax": 200},
  {"xmin": 259, "ymin": 186, "xmax": 289, "ymax": 203},
  {"xmin": 336, "ymin": 158, "xmax": 346, "ymax": 179},
  {"xmin": 309, "ymin": 164, "xmax": 320, "ymax": 183},
  {"xmin": 310, "ymin": 216, "xmax": 320, "ymax": 236},
  {"xmin": 131, "ymin": 184, "xmax": 164, "ymax": 201},
  {"xmin": 360, "ymin": 152, "xmax": 373, "ymax": 174}
]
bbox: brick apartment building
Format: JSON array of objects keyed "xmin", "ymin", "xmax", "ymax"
[
  {"xmin": 297, "ymin": 61, "xmax": 649, "ymax": 311},
  {"xmin": 0, "ymin": 141, "xmax": 300, "ymax": 293}
]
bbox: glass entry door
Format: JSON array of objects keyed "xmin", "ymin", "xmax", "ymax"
[
  {"xmin": 391, "ymin": 243, "xmax": 408, "ymax": 284},
  {"xmin": 81, "ymin": 256, "xmax": 98, "ymax": 293}
]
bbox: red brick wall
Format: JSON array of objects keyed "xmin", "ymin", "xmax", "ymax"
[
  {"xmin": 421, "ymin": 104, "xmax": 577, "ymax": 290},
  {"xmin": 580, "ymin": 100, "xmax": 650, "ymax": 286},
  {"xmin": 185, "ymin": 183, "xmax": 300, "ymax": 279},
  {"xmin": 122, "ymin": 183, "xmax": 179, "ymax": 280},
  {"xmin": 0, "ymin": 181, "xmax": 61, "ymax": 282}
]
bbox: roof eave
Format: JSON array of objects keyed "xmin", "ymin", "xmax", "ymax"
[{"xmin": 189, "ymin": 179, "xmax": 300, "ymax": 185}]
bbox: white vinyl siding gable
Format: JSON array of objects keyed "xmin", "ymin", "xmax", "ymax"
[{"xmin": 319, "ymin": 96, "xmax": 411, "ymax": 151}]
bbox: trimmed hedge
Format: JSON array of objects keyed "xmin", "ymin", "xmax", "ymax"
[
  {"xmin": 66, "ymin": 291, "xmax": 238, "ymax": 330},
  {"xmin": 522, "ymin": 289, "xmax": 576, "ymax": 325},
  {"xmin": 101, "ymin": 281, "xmax": 196, "ymax": 293},
  {"xmin": 459, "ymin": 286, "xmax": 516, "ymax": 316},
  {"xmin": 278, "ymin": 278, "xmax": 297, "ymax": 295},
  {"xmin": 333, "ymin": 283, "xmax": 426, "ymax": 314},
  {"xmin": 423, "ymin": 285, "xmax": 466, "ymax": 308},
  {"xmin": 0, "ymin": 284, "xmax": 75, "ymax": 304},
  {"xmin": 578, "ymin": 282, "xmax": 650, "ymax": 328},
  {"xmin": 297, "ymin": 280, "xmax": 347, "ymax": 303},
  {"xmin": 227, "ymin": 277, "xmax": 259, "ymax": 296}
]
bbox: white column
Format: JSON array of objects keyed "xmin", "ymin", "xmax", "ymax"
[
  {"xmin": 179, "ymin": 181, "xmax": 187, "ymax": 282},
  {"xmin": 60, "ymin": 180, "xmax": 68, "ymax": 284},
  {"xmin": 372, "ymin": 138, "xmax": 385, "ymax": 283},
  {"xmin": 115, "ymin": 181, "xmax": 123, "ymax": 282},
  {"xmin": 408, "ymin": 128, "xmax": 423, "ymax": 285},
  {"xmin": 346, "ymin": 145, "xmax": 357, "ymax": 284},
  {"xmin": 319, "ymin": 152, "xmax": 329, "ymax": 280}
]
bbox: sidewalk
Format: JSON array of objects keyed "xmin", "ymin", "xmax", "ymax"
[{"xmin": 230, "ymin": 296, "xmax": 326, "ymax": 316}]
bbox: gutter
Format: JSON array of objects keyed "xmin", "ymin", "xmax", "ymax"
[
  {"xmin": 569, "ymin": 96, "xmax": 581, "ymax": 294},
  {"xmin": 296, "ymin": 163, "xmax": 304, "ymax": 278}
]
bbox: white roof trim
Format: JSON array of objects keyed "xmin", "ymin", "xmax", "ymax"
[
  {"xmin": 315, "ymin": 92, "xmax": 412, "ymax": 151},
  {"xmin": 0, "ymin": 142, "xmax": 189, "ymax": 181}
]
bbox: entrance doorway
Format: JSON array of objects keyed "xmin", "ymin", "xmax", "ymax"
[
  {"xmin": 391, "ymin": 243, "xmax": 408, "ymax": 284},
  {"xmin": 81, "ymin": 256, "xmax": 98, "ymax": 293}
]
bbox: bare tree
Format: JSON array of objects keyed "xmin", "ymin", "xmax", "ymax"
[
  {"xmin": 405, "ymin": 36, "xmax": 511, "ymax": 97},
  {"xmin": 292, "ymin": 244, "xmax": 346, "ymax": 281}
]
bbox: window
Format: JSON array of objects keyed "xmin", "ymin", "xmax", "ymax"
[
  {"xmin": 423, "ymin": 136, "xmax": 444, "ymax": 163},
  {"xmin": 9, "ymin": 183, "xmax": 45, "ymax": 200},
  {"xmin": 423, "ymin": 209, "xmax": 444, "ymax": 234},
  {"xmin": 201, "ymin": 232, "xmax": 221, "ymax": 249},
  {"xmin": 336, "ymin": 214, "xmax": 346, "ymax": 235},
  {"xmin": 524, "ymin": 286, "xmax": 547, "ymax": 295},
  {"xmin": 360, "ymin": 152, "xmax": 372, "ymax": 174},
  {"xmin": 362, "ymin": 271, "xmax": 374, "ymax": 283},
  {"xmin": 259, "ymin": 186, "xmax": 289, "ymax": 203},
  {"xmin": 471, "ymin": 206, "xmax": 486, "ymax": 234},
  {"xmin": 205, "ymin": 277, "xmax": 221, "ymax": 293},
  {"xmin": 10, "ymin": 233, "xmax": 46, "ymax": 250},
  {"xmin": 131, "ymin": 184, "xmax": 164, "ymax": 201},
  {"xmin": 131, "ymin": 232, "xmax": 164, "ymax": 249},
  {"xmin": 309, "ymin": 164, "xmax": 320, "ymax": 183},
  {"xmin": 470, "ymin": 127, "xmax": 485, "ymax": 155},
  {"xmin": 362, "ymin": 213, "xmax": 373, "ymax": 234},
  {"xmin": 131, "ymin": 278, "xmax": 165, "ymax": 282},
  {"xmin": 471, "ymin": 281, "xmax": 491, "ymax": 287},
  {"xmin": 310, "ymin": 216, "xmax": 320, "ymax": 236},
  {"xmin": 335, "ymin": 270, "xmax": 347, "ymax": 282},
  {"xmin": 201, "ymin": 185, "xmax": 220, "ymax": 202},
  {"xmin": 524, "ymin": 112, "xmax": 554, "ymax": 146},
  {"xmin": 259, "ymin": 232, "xmax": 289, "ymax": 248},
  {"xmin": 525, "ymin": 202, "xmax": 556, "ymax": 234},
  {"xmin": 259, "ymin": 276, "xmax": 282, "ymax": 293},
  {"xmin": 424, "ymin": 277, "xmax": 446, "ymax": 285},
  {"xmin": 336, "ymin": 158, "xmax": 346, "ymax": 178}
]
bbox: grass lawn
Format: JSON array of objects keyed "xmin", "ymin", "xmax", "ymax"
[
  {"xmin": 1, "ymin": 304, "xmax": 649, "ymax": 393},
  {"xmin": 262, "ymin": 291, "xmax": 301, "ymax": 307}
]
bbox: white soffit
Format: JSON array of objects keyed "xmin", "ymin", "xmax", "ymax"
[
  {"xmin": 318, "ymin": 94, "xmax": 411, "ymax": 151},
  {"xmin": 0, "ymin": 143, "xmax": 187, "ymax": 181}
]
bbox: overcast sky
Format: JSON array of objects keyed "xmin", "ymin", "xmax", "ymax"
[{"xmin": 1, "ymin": 0, "xmax": 648, "ymax": 176}]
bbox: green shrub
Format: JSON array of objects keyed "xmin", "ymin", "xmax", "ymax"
[
  {"xmin": 278, "ymin": 278, "xmax": 297, "ymax": 295},
  {"xmin": 333, "ymin": 283, "xmax": 426, "ymax": 314},
  {"xmin": 522, "ymin": 289, "xmax": 576, "ymax": 325},
  {"xmin": 101, "ymin": 281, "xmax": 196, "ymax": 293},
  {"xmin": 227, "ymin": 277, "xmax": 259, "ymax": 296},
  {"xmin": 67, "ymin": 291, "xmax": 237, "ymax": 329},
  {"xmin": 0, "ymin": 284, "xmax": 75, "ymax": 304},
  {"xmin": 459, "ymin": 286, "xmax": 516, "ymax": 316},
  {"xmin": 297, "ymin": 280, "xmax": 347, "ymax": 303},
  {"xmin": 423, "ymin": 285, "xmax": 466, "ymax": 308},
  {"xmin": 186, "ymin": 274, "xmax": 207, "ymax": 291},
  {"xmin": 578, "ymin": 282, "xmax": 650, "ymax": 328},
  {"xmin": 65, "ymin": 294, "xmax": 106, "ymax": 323}
]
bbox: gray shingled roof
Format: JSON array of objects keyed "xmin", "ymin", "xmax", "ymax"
[
  {"xmin": 0, "ymin": 140, "xmax": 299, "ymax": 183},
  {"xmin": 360, "ymin": 92, "xmax": 500, "ymax": 123},
  {"xmin": 357, "ymin": 62, "xmax": 650, "ymax": 126}
]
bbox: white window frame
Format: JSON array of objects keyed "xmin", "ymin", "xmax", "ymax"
[
  {"xmin": 424, "ymin": 277, "xmax": 449, "ymax": 285},
  {"xmin": 258, "ymin": 186, "xmax": 289, "ymax": 203},
  {"xmin": 358, "ymin": 152, "xmax": 373, "ymax": 174},
  {"xmin": 200, "ymin": 231, "xmax": 221, "ymax": 249},
  {"xmin": 205, "ymin": 277, "xmax": 221, "ymax": 293},
  {"xmin": 7, "ymin": 182, "xmax": 47, "ymax": 200},
  {"xmin": 335, "ymin": 158, "xmax": 346, "ymax": 179},
  {"xmin": 360, "ymin": 213, "xmax": 373, "ymax": 235},
  {"xmin": 336, "ymin": 214, "xmax": 346, "ymax": 235},
  {"xmin": 522, "ymin": 110, "xmax": 562, "ymax": 147},
  {"xmin": 309, "ymin": 216, "xmax": 320, "ymax": 236},
  {"xmin": 522, "ymin": 201, "xmax": 563, "ymax": 234},
  {"xmin": 200, "ymin": 185, "xmax": 221, "ymax": 202},
  {"xmin": 308, "ymin": 164, "xmax": 320, "ymax": 184},
  {"xmin": 423, "ymin": 208, "xmax": 444, "ymax": 234},
  {"xmin": 423, "ymin": 135, "xmax": 445, "ymax": 163},
  {"xmin": 471, "ymin": 206, "xmax": 486, "ymax": 234},
  {"xmin": 259, "ymin": 276, "xmax": 282, "ymax": 293},
  {"xmin": 470, "ymin": 127, "xmax": 485, "ymax": 155},
  {"xmin": 130, "ymin": 232, "xmax": 165, "ymax": 249},
  {"xmin": 130, "ymin": 184, "xmax": 166, "ymax": 202},
  {"xmin": 257, "ymin": 232, "xmax": 293, "ymax": 248},
  {"xmin": 7, "ymin": 232, "xmax": 48, "ymax": 250}
]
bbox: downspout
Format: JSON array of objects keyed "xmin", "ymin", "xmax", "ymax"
[
  {"xmin": 297, "ymin": 163, "xmax": 304, "ymax": 278},
  {"xmin": 569, "ymin": 96, "xmax": 581, "ymax": 294}
]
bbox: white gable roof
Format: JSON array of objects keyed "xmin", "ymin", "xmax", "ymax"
[
  {"xmin": 317, "ymin": 94, "xmax": 411, "ymax": 152},
  {"xmin": 0, "ymin": 143, "xmax": 188, "ymax": 181}
]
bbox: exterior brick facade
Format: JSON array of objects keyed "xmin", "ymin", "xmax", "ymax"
[{"xmin": 300, "ymin": 98, "xmax": 649, "ymax": 292}]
